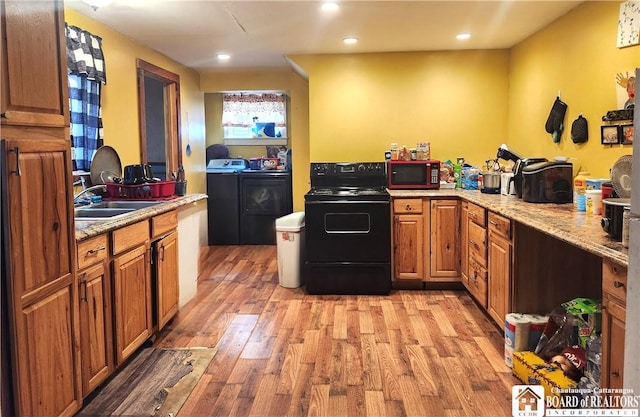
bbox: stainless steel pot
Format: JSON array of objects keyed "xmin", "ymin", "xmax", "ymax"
[{"xmin": 482, "ymin": 172, "xmax": 501, "ymax": 190}]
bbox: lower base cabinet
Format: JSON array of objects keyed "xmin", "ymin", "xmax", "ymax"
[
  {"xmin": 156, "ymin": 231, "xmax": 179, "ymax": 330},
  {"xmin": 486, "ymin": 212, "xmax": 512, "ymax": 326},
  {"xmin": 113, "ymin": 242, "xmax": 152, "ymax": 365},
  {"xmin": 79, "ymin": 260, "xmax": 113, "ymax": 396},
  {"xmin": 601, "ymin": 260, "xmax": 627, "ymax": 389}
]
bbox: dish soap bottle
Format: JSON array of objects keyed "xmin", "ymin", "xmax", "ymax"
[{"xmin": 454, "ymin": 161, "xmax": 462, "ymax": 189}]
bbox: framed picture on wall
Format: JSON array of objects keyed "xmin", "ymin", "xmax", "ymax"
[
  {"xmin": 601, "ymin": 125, "xmax": 620, "ymax": 144},
  {"xmin": 621, "ymin": 124, "xmax": 634, "ymax": 144}
]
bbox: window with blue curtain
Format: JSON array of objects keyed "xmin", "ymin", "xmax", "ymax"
[{"xmin": 65, "ymin": 24, "xmax": 107, "ymax": 172}]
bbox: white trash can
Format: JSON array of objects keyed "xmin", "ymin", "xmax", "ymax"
[{"xmin": 275, "ymin": 212, "xmax": 305, "ymax": 288}]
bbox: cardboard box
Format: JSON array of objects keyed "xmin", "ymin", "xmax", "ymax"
[
  {"xmin": 512, "ymin": 351, "xmax": 577, "ymax": 400},
  {"xmin": 561, "ymin": 298, "xmax": 602, "ymax": 349}
]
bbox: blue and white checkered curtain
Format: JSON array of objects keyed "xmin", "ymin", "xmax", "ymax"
[{"xmin": 65, "ymin": 24, "xmax": 106, "ymax": 172}]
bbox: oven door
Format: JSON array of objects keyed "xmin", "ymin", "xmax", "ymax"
[{"xmin": 304, "ymin": 199, "xmax": 391, "ymax": 263}]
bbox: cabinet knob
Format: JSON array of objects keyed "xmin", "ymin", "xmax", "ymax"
[
  {"xmin": 612, "ymin": 371, "xmax": 620, "ymax": 378},
  {"xmin": 405, "ymin": 204, "xmax": 411, "ymax": 211},
  {"xmin": 1, "ymin": 111, "xmax": 10, "ymax": 119},
  {"xmin": 613, "ymin": 280, "xmax": 624, "ymax": 288}
]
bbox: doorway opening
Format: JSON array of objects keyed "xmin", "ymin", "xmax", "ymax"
[{"xmin": 136, "ymin": 59, "xmax": 181, "ymax": 180}]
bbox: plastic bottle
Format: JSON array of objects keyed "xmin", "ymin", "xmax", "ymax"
[
  {"xmin": 454, "ymin": 163, "xmax": 462, "ymax": 189},
  {"xmin": 574, "ymin": 171, "xmax": 590, "ymax": 211},
  {"xmin": 390, "ymin": 143, "xmax": 399, "ymax": 160}
]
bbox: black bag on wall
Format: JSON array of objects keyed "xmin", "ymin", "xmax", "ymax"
[{"xmin": 545, "ymin": 96, "xmax": 568, "ymax": 143}]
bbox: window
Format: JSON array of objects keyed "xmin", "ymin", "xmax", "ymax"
[{"xmin": 222, "ymin": 92, "xmax": 287, "ymax": 145}]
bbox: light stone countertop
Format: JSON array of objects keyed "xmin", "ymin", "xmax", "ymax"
[
  {"xmin": 388, "ymin": 189, "xmax": 628, "ymax": 268},
  {"xmin": 74, "ymin": 194, "xmax": 208, "ymax": 242}
]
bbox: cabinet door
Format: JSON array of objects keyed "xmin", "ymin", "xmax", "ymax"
[
  {"xmin": 0, "ymin": 0, "xmax": 68, "ymax": 127},
  {"xmin": 460, "ymin": 202, "xmax": 469, "ymax": 287},
  {"xmin": 488, "ymin": 235, "xmax": 512, "ymax": 325},
  {"xmin": 601, "ymin": 295, "xmax": 625, "ymax": 389},
  {"xmin": 79, "ymin": 261, "xmax": 114, "ymax": 397},
  {"xmin": 157, "ymin": 231, "xmax": 179, "ymax": 330},
  {"xmin": 393, "ymin": 214, "xmax": 424, "ymax": 280},
  {"xmin": 113, "ymin": 244, "xmax": 152, "ymax": 365},
  {"xmin": 2, "ymin": 139, "xmax": 81, "ymax": 417},
  {"xmin": 430, "ymin": 200, "xmax": 460, "ymax": 280}
]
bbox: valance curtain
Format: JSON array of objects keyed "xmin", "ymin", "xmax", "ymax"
[
  {"xmin": 65, "ymin": 24, "xmax": 106, "ymax": 172},
  {"xmin": 222, "ymin": 93, "xmax": 286, "ymax": 127}
]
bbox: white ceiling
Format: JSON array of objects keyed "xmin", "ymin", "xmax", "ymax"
[{"xmin": 65, "ymin": 0, "xmax": 583, "ymax": 72}]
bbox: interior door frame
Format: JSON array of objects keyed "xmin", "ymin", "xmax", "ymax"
[{"xmin": 136, "ymin": 59, "xmax": 181, "ymax": 178}]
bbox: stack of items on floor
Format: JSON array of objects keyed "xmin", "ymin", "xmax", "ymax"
[{"xmin": 505, "ymin": 298, "xmax": 602, "ymax": 401}]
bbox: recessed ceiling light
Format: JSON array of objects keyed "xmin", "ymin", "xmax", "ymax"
[
  {"xmin": 343, "ymin": 37, "xmax": 358, "ymax": 45},
  {"xmin": 217, "ymin": 53, "xmax": 231, "ymax": 61},
  {"xmin": 321, "ymin": 2, "xmax": 339, "ymax": 12},
  {"xmin": 456, "ymin": 33, "xmax": 471, "ymax": 40}
]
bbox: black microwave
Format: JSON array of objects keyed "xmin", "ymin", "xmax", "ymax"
[{"xmin": 387, "ymin": 160, "xmax": 441, "ymax": 189}]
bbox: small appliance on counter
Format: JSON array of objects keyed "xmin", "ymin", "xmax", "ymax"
[
  {"xmin": 521, "ymin": 161, "xmax": 573, "ymax": 204},
  {"xmin": 481, "ymin": 171, "xmax": 501, "ymax": 194},
  {"xmin": 601, "ymin": 198, "xmax": 630, "ymax": 241},
  {"xmin": 387, "ymin": 159, "xmax": 440, "ymax": 189},
  {"xmin": 496, "ymin": 144, "xmax": 547, "ymax": 198}
]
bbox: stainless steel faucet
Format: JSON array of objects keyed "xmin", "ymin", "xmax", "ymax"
[{"xmin": 73, "ymin": 184, "xmax": 107, "ymax": 205}]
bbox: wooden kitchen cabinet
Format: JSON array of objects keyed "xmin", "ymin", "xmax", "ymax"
[
  {"xmin": 429, "ymin": 199, "xmax": 460, "ymax": 281},
  {"xmin": 460, "ymin": 202, "xmax": 469, "ymax": 285},
  {"xmin": 487, "ymin": 212, "xmax": 513, "ymax": 326},
  {"xmin": 601, "ymin": 261, "xmax": 627, "ymax": 390},
  {"xmin": 465, "ymin": 203, "xmax": 487, "ymax": 307},
  {"xmin": 1, "ymin": 141, "xmax": 81, "ymax": 415},
  {"xmin": 112, "ymin": 221, "xmax": 152, "ymax": 365},
  {"xmin": 1, "ymin": 4, "xmax": 81, "ymax": 409},
  {"xmin": 152, "ymin": 211, "xmax": 179, "ymax": 330},
  {"xmin": 393, "ymin": 199, "xmax": 426, "ymax": 281},
  {"xmin": 0, "ymin": 0, "xmax": 69, "ymax": 128},
  {"xmin": 76, "ymin": 234, "xmax": 113, "ymax": 397},
  {"xmin": 78, "ymin": 260, "xmax": 113, "ymax": 396}
]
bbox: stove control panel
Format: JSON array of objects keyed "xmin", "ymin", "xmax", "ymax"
[
  {"xmin": 310, "ymin": 162, "xmax": 387, "ymax": 188},
  {"xmin": 311, "ymin": 162, "xmax": 385, "ymax": 176}
]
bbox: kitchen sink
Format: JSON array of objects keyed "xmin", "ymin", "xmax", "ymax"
[
  {"xmin": 74, "ymin": 207, "xmax": 136, "ymax": 220},
  {"xmin": 88, "ymin": 201, "xmax": 162, "ymax": 209}
]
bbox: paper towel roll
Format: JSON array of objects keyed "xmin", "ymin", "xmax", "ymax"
[
  {"xmin": 505, "ymin": 313, "xmax": 531, "ymax": 367},
  {"xmin": 527, "ymin": 314, "xmax": 548, "ymax": 351}
]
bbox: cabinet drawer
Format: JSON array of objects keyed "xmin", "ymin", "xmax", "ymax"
[
  {"xmin": 488, "ymin": 212, "xmax": 511, "ymax": 240},
  {"xmin": 603, "ymin": 261, "xmax": 627, "ymax": 304},
  {"xmin": 151, "ymin": 210, "xmax": 177, "ymax": 239},
  {"xmin": 468, "ymin": 221, "xmax": 487, "ymax": 267},
  {"xmin": 393, "ymin": 198, "xmax": 423, "ymax": 214},
  {"xmin": 468, "ymin": 257, "xmax": 487, "ymax": 307},
  {"xmin": 467, "ymin": 203, "xmax": 486, "ymax": 226},
  {"xmin": 112, "ymin": 220, "xmax": 150, "ymax": 255},
  {"xmin": 77, "ymin": 234, "xmax": 108, "ymax": 270}
]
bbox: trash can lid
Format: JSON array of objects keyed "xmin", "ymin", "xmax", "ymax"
[{"xmin": 276, "ymin": 212, "xmax": 305, "ymax": 232}]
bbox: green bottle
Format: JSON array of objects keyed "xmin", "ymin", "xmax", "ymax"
[{"xmin": 454, "ymin": 164, "xmax": 462, "ymax": 189}]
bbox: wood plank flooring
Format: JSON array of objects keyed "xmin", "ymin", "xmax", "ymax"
[{"xmin": 153, "ymin": 245, "xmax": 519, "ymax": 416}]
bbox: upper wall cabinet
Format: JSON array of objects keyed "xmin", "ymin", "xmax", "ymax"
[{"xmin": 0, "ymin": 0, "xmax": 69, "ymax": 128}]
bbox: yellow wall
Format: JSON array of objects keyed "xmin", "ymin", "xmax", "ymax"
[
  {"xmin": 508, "ymin": 1, "xmax": 640, "ymax": 178},
  {"xmin": 288, "ymin": 50, "xmax": 510, "ymax": 167},
  {"xmin": 200, "ymin": 70, "xmax": 310, "ymax": 211},
  {"xmin": 64, "ymin": 8, "xmax": 207, "ymax": 194}
]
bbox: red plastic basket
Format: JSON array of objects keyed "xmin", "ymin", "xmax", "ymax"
[{"xmin": 106, "ymin": 181, "xmax": 176, "ymax": 200}]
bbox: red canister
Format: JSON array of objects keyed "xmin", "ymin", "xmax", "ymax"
[{"xmin": 601, "ymin": 182, "xmax": 613, "ymax": 215}]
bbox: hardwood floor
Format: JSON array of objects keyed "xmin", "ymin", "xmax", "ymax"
[{"xmin": 154, "ymin": 245, "xmax": 518, "ymax": 416}]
